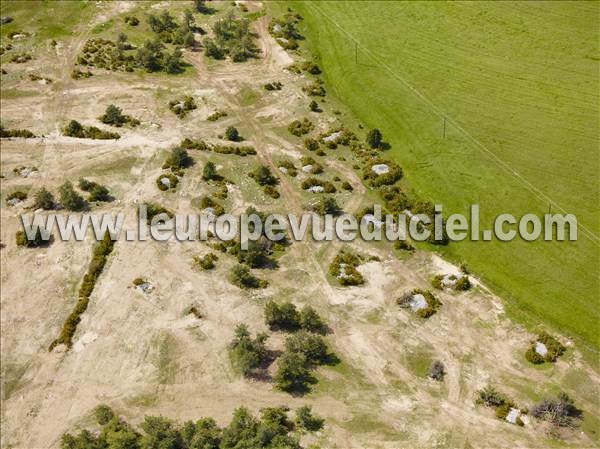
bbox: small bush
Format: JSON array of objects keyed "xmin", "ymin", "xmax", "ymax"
[
  {"xmin": 169, "ymin": 96, "xmax": 197, "ymax": 118},
  {"xmin": 525, "ymin": 332, "xmax": 566, "ymax": 364},
  {"xmin": 207, "ymin": 110, "xmax": 227, "ymax": 121},
  {"xmin": 295, "ymin": 405, "xmax": 324, "ymax": 431},
  {"xmin": 249, "ymin": 165, "xmax": 278, "ymax": 186},
  {"xmin": 394, "ymin": 240, "xmax": 415, "ymax": 252},
  {"xmin": 94, "ymin": 405, "xmax": 115, "ymax": 425},
  {"xmin": 163, "ymin": 147, "xmax": 192, "ymax": 170},
  {"xmin": 304, "ymin": 138, "xmax": 319, "ymax": 151},
  {"xmin": 32, "ymin": 187, "xmax": 55, "ymax": 210},
  {"xmin": 302, "ymin": 80, "xmax": 326, "ymax": 97},
  {"xmin": 264, "ymin": 81, "xmax": 283, "ymax": 91},
  {"xmin": 313, "ymin": 196, "xmax": 340, "ymax": 216},
  {"xmin": 288, "ymin": 118, "xmax": 314, "ymax": 137},
  {"xmin": 194, "ymin": 253, "xmax": 218, "ymax": 270},
  {"xmin": 329, "ymin": 250, "xmax": 364, "ymax": 286},
  {"xmin": 99, "ymin": 104, "xmax": 139, "ymax": 127},
  {"xmin": 156, "ymin": 173, "xmax": 178, "ymax": 191},
  {"xmin": 229, "ymin": 323, "xmax": 269, "ymax": 377},
  {"xmin": 428, "ymin": 361, "xmax": 445, "ymax": 381},
  {"xmin": 63, "ymin": 120, "xmax": 120, "ymax": 139},
  {"xmin": 6, "ymin": 190, "xmax": 27, "ymax": 204},
  {"xmin": 229, "ymin": 264, "xmax": 267, "ymax": 289},
  {"xmin": 225, "ymin": 126, "xmax": 240, "ymax": 142},
  {"xmin": 265, "ymin": 300, "xmax": 300, "ymax": 331}
]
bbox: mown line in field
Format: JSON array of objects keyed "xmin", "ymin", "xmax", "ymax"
[{"xmin": 305, "ymin": 1, "xmax": 600, "ymax": 246}]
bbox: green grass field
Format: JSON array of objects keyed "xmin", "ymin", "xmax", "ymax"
[{"xmin": 277, "ymin": 1, "xmax": 599, "ymax": 353}]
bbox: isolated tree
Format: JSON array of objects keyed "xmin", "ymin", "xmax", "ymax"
[
  {"xmin": 202, "ymin": 161, "xmax": 218, "ymax": 181},
  {"xmin": 366, "ymin": 128, "xmax": 382, "ymax": 149},
  {"xmin": 32, "ymin": 187, "xmax": 55, "ymax": 210},
  {"xmin": 164, "ymin": 48, "xmax": 184, "ymax": 74},
  {"xmin": 225, "ymin": 126, "xmax": 240, "ymax": 142},
  {"xmin": 295, "ymin": 406, "xmax": 324, "ymax": 431},
  {"xmin": 274, "ymin": 351, "xmax": 312, "ymax": 393},
  {"xmin": 59, "ymin": 181, "xmax": 85, "ymax": 211},
  {"xmin": 250, "ymin": 165, "xmax": 278, "ymax": 186},
  {"xmin": 63, "ymin": 120, "xmax": 85, "ymax": 138},
  {"xmin": 264, "ymin": 300, "xmax": 300, "ymax": 331},
  {"xmin": 299, "ymin": 305, "xmax": 326, "ymax": 334},
  {"xmin": 309, "ymin": 100, "xmax": 320, "ymax": 112},
  {"xmin": 100, "ymin": 104, "xmax": 126, "ymax": 126},
  {"xmin": 166, "ymin": 147, "xmax": 191, "ymax": 169},
  {"xmin": 284, "ymin": 332, "xmax": 328, "ymax": 365}
]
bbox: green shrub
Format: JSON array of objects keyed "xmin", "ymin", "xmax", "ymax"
[
  {"xmin": 94, "ymin": 405, "xmax": 115, "ymax": 425},
  {"xmin": 143, "ymin": 202, "xmax": 173, "ymax": 225},
  {"xmin": 198, "ymin": 195, "xmax": 225, "ymax": 216},
  {"xmin": 299, "ymin": 305, "xmax": 327, "ymax": 334},
  {"xmin": 366, "ymin": 128, "xmax": 383, "ymax": 149},
  {"xmin": 525, "ymin": 332, "xmax": 566, "ymax": 364},
  {"xmin": 156, "ymin": 173, "xmax": 178, "ymax": 191},
  {"xmin": 288, "ymin": 118, "xmax": 314, "ymax": 137},
  {"xmin": 163, "ymin": 147, "xmax": 192, "ymax": 170},
  {"xmin": 264, "ymin": 81, "xmax": 283, "ymax": 91},
  {"xmin": 265, "ymin": 300, "xmax": 300, "ymax": 331},
  {"xmin": 341, "ymin": 181, "xmax": 353, "ymax": 191},
  {"xmin": 295, "ymin": 406, "xmax": 324, "ymax": 431},
  {"xmin": 229, "ymin": 323, "xmax": 269, "ymax": 377},
  {"xmin": 99, "ymin": 104, "xmax": 139, "ymax": 127},
  {"xmin": 301, "ymin": 178, "xmax": 336, "ymax": 193},
  {"xmin": 63, "ymin": 120, "xmax": 120, "ymax": 139},
  {"xmin": 32, "ymin": 187, "xmax": 55, "ymax": 210},
  {"xmin": 16, "ymin": 228, "xmax": 49, "ymax": 247},
  {"xmin": 207, "ymin": 110, "xmax": 227, "ymax": 121},
  {"xmin": 329, "ymin": 251, "xmax": 365, "ymax": 286},
  {"xmin": 229, "ymin": 264, "xmax": 267, "ymax": 289},
  {"xmin": 249, "ymin": 165, "xmax": 278, "ymax": 186},
  {"xmin": 302, "ymin": 80, "xmax": 326, "ymax": 97},
  {"xmin": 0, "ymin": 126, "xmax": 35, "ymax": 138},
  {"xmin": 49, "ymin": 233, "xmax": 115, "ymax": 350},
  {"xmin": 194, "ymin": 253, "xmax": 218, "ymax": 270},
  {"xmin": 304, "ymin": 138, "xmax": 319, "ymax": 151},
  {"xmin": 169, "ymin": 96, "xmax": 197, "ymax": 118},
  {"xmin": 225, "ymin": 126, "xmax": 240, "ymax": 142},
  {"xmin": 59, "ymin": 181, "xmax": 86, "ymax": 211},
  {"xmin": 454, "ymin": 276, "xmax": 472, "ymax": 291},
  {"xmin": 313, "ymin": 196, "xmax": 340, "ymax": 216},
  {"xmin": 273, "ymin": 351, "xmax": 314, "ymax": 394},
  {"xmin": 394, "ymin": 240, "xmax": 414, "ymax": 252},
  {"xmin": 6, "ymin": 190, "xmax": 27, "ymax": 204}
]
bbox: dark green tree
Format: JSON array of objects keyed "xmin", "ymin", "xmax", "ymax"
[
  {"xmin": 366, "ymin": 128, "xmax": 383, "ymax": 149},
  {"xmin": 32, "ymin": 187, "xmax": 55, "ymax": 210},
  {"xmin": 59, "ymin": 181, "xmax": 85, "ymax": 211}
]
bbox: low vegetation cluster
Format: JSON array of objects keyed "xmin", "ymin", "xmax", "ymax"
[
  {"xmin": 63, "ymin": 120, "xmax": 120, "ymax": 140},
  {"xmin": 49, "ymin": 233, "xmax": 115, "ymax": 350},
  {"xmin": 61, "ymin": 403, "xmax": 322, "ymax": 449}
]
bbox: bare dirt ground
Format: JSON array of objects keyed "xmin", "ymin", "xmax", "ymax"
[{"xmin": 1, "ymin": 2, "xmax": 598, "ymax": 448}]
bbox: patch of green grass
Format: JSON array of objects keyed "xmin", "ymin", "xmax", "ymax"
[
  {"xmin": 0, "ymin": 1, "xmax": 95, "ymax": 41},
  {"xmin": 274, "ymin": 0, "xmax": 600, "ymax": 354},
  {"xmin": 337, "ymin": 413, "xmax": 407, "ymax": 440},
  {"xmin": 153, "ymin": 332, "xmax": 179, "ymax": 385},
  {"xmin": 239, "ymin": 86, "xmax": 260, "ymax": 107},
  {"xmin": 404, "ymin": 348, "xmax": 433, "ymax": 378},
  {"xmin": 0, "ymin": 89, "xmax": 39, "ymax": 99}
]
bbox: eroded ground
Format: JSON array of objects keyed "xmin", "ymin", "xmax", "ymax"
[{"xmin": 1, "ymin": 2, "xmax": 598, "ymax": 448}]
